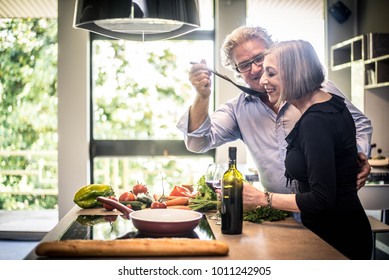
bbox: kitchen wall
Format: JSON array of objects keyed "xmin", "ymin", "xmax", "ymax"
[
  {"xmin": 357, "ymin": 0, "xmax": 389, "ymax": 34},
  {"xmin": 58, "ymin": 0, "xmax": 89, "ymax": 218}
]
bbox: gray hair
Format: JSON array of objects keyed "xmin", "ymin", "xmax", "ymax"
[
  {"xmin": 221, "ymin": 26, "xmax": 274, "ymax": 71},
  {"xmin": 266, "ymin": 40, "xmax": 325, "ymax": 103}
]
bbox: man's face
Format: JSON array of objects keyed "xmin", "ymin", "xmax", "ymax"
[{"xmin": 231, "ymin": 39, "xmax": 267, "ymax": 92}]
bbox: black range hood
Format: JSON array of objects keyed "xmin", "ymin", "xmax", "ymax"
[{"xmin": 73, "ymin": 0, "xmax": 200, "ymax": 41}]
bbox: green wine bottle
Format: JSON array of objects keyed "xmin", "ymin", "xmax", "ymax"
[{"xmin": 221, "ymin": 147, "xmax": 243, "ymax": 234}]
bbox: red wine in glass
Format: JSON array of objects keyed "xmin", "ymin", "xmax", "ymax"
[{"xmin": 206, "ymin": 180, "xmax": 221, "ymax": 192}]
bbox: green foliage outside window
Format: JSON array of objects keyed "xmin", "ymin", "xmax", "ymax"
[
  {"xmin": 92, "ymin": 39, "xmax": 212, "ymax": 140},
  {"xmin": 0, "ymin": 18, "xmax": 58, "ymax": 210}
]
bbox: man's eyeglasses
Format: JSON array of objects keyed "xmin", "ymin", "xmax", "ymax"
[{"xmin": 235, "ymin": 53, "xmax": 265, "ymax": 73}]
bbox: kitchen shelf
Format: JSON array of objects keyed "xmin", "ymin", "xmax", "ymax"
[
  {"xmin": 364, "ymin": 54, "xmax": 389, "ymax": 87},
  {"xmin": 331, "ymin": 35, "xmax": 364, "ymax": 70},
  {"xmin": 365, "ymin": 33, "xmax": 389, "ymax": 59},
  {"xmin": 377, "ymin": 56, "xmax": 389, "ymax": 84},
  {"xmin": 331, "ymin": 33, "xmax": 389, "ymax": 89},
  {"xmin": 365, "ymin": 82, "xmax": 389, "ymax": 90}
]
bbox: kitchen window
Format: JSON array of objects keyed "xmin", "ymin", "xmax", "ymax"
[
  {"xmin": 90, "ymin": 0, "xmax": 215, "ymax": 194},
  {"xmin": 0, "ymin": 14, "xmax": 59, "ymax": 241}
]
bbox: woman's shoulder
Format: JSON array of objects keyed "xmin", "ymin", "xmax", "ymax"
[{"xmin": 306, "ymin": 93, "xmax": 346, "ymax": 115}]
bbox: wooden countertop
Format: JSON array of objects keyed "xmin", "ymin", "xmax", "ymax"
[{"xmin": 25, "ymin": 206, "xmax": 347, "ymax": 260}]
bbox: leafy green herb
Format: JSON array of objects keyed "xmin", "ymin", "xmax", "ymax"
[
  {"xmin": 194, "ymin": 175, "xmax": 217, "ymax": 201},
  {"xmin": 188, "ymin": 199, "xmax": 217, "ymax": 211},
  {"xmin": 243, "ymin": 207, "xmax": 291, "ymax": 224},
  {"xmin": 187, "ymin": 175, "xmax": 218, "ymax": 211}
]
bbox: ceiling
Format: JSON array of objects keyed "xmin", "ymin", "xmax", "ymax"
[{"xmin": 0, "ymin": 0, "xmax": 57, "ymax": 18}]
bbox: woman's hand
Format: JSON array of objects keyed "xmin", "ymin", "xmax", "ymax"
[{"xmin": 242, "ymin": 181, "xmax": 262, "ymax": 211}]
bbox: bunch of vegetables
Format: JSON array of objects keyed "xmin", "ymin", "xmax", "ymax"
[
  {"xmin": 188, "ymin": 175, "xmax": 218, "ymax": 211},
  {"xmin": 73, "ymin": 179, "xmax": 291, "ymax": 224},
  {"xmin": 73, "ymin": 182, "xmax": 194, "ymax": 211},
  {"xmin": 73, "ymin": 183, "xmax": 152, "ymax": 210}
]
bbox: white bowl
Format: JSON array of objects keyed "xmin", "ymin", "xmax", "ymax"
[{"xmin": 130, "ymin": 209, "xmax": 203, "ymax": 236}]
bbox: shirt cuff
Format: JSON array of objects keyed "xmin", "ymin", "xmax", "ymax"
[{"xmin": 176, "ymin": 107, "xmax": 212, "ymax": 137}]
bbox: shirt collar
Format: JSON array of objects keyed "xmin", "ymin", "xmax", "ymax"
[{"xmin": 244, "ymin": 92, "xmax": 266, "ymax": 102}]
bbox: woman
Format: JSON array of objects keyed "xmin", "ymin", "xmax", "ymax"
[{"xmin": 255, "ymin": 40, "xmax": 373, "ymax": 260}]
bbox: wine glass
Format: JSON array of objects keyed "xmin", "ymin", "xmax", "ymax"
[{"xmin": 205, "ymin": 163, "xmax": 223, "ymax": 225}]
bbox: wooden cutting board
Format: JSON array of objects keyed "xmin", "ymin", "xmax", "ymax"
[{"xmin": 35, "ymin": 238, "xmax": 229, "ymax": 257}]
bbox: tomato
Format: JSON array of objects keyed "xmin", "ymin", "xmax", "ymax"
[
  {"xmin": 126, "ymin": 204, "xmax": 132, "ymax": 209},
  {"xmin": 169, "ymin": 185, "xmax": 193, "ymax": 197},
  {"xmin": 133, "ymin": 183, "xmax": 148, "ymax": 195},
  {"xmin": 151, "ymin": 201, "xmax": 167, "ymax": 209},
  {"xmin": 119, "ymin": 191, "xmax": 137, "ymax": 202},
  {"xmin": 102, "ymin": 196, "xmax": 118, "ymax": 211}
]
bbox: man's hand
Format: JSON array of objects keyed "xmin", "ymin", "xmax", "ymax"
[
  {"xmin": 189, "ymin": 59, "xmax": 212, "ymax": 99},
  {"xmin": 357, "ymin": 152, "xmax": 371, "ymax": 191},
  {"xmin": 188, "ymin": 59, "xmax": 212, "ymax": 133}
]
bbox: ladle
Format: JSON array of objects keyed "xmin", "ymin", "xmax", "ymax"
[{"xmin": 190, "ymin": 62, "xmax": 266, "ymax": 97}]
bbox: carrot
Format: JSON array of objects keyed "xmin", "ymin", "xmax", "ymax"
[
  {"xmin": 165, "ymin": 197, "xmax": 189, "ymax": 206},
  {"xmin": 165, "ymin": 195, "xmax": 182, "ymax": 200},
  {"xmin": 167, "ymin": 205, "xmax": 192, "ymax": 210},
  {"xmin": 165, "ymin": 194, "xmax": 197, "ymax": 200}
]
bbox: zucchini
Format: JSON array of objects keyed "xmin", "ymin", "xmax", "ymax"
[{"xmin": 136, "ymin": 193, "xmax": 153, "ymax": 208}]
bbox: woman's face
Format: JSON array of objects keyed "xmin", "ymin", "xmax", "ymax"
[
  {"xmin": 260, "ymin": 53, "xmax": 281, "ymax": 104},
  {"xmin": 231, "ymin": 39, "xmax": 267, "ymax": 92}
]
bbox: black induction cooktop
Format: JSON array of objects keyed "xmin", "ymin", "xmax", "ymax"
[{"xmin": 59, "ymin": 214, "xmax": 215, "ymax": 241}]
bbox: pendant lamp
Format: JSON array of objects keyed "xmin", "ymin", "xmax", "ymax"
[{"xmin": 73, "ymin": 0, "xmax": 200, "ymax": 41}]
